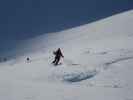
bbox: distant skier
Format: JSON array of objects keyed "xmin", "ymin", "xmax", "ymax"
[
  {"xmin": 52, "ymin": 48, "xmax": 64, "ymax": 65},
  {"xmin": 26, "ymin": 57, "xmax": 30, "ymax": 63},
  {"xmin": 26, "ymin": 57, "xmax": 30, "ymax": 61}
]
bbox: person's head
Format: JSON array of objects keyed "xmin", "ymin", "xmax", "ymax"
[
  {"xmin": 27, "ymin": 57, "xmax": 30, "ymax": 61},
  {"xmin": 58, "ymin": 48, "xmax": 61, "ymax": 51}
]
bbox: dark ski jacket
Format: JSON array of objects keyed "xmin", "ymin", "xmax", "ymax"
[{"xmin": 54, "ymin": 48, "xmax": 64, "ymax": 58}]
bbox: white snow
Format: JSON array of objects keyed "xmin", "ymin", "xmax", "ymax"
[{"xmin": 0, "ymin": 10, "xmax": 133, "ymax": 100}]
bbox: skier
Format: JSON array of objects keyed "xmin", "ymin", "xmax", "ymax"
[
  {"xmin": 26, "ymin": 57, "xmax": 30, "ymax": 63},
  {"xmin": 52, "ymin": 48, "xmax": 64, "ymax": 65},
  {"xmin": 26, "ymin": 57, "xmax": 30, "ymax": 61}
]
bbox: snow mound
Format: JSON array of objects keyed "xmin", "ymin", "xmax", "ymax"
[{"xmin": 63, "ymin": 70, "xmax": 97, "ymax": 82}]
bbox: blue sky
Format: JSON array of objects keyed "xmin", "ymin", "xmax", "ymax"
[{"xmin": 0, "ymin": 0, "xmax": 133, "ymax": 56}]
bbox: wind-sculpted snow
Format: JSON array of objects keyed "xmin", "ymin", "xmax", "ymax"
[{"xmin": 63, "ymin": 70, "xmax": 97, "ymax": 82}]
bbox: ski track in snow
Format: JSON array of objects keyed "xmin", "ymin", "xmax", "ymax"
[
  {"xmin": 103, "ymin": 56, "xmax": 133, "ymax": 70},
  {"xmin": 105, "ymin": 56, "xmax": 133, "ymax": 66}
]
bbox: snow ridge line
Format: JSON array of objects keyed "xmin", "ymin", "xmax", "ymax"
[{"xmin": 103, "ymin": 56, "xmax": 133, "ymax": 70}]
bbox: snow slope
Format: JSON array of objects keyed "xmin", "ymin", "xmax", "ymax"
[{"xmin": 0, "ymin": 10, "xmax": 133, "ymax": 100}]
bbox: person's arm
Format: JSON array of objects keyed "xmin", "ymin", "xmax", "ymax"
[{"xmin": 61, "ymin": 52, "xmax": 64, "ymax": 58}]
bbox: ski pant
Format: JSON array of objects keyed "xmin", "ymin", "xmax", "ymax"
[{"xmin": 52, "ymin": 56, "xmax": 60, "ymax": 65}]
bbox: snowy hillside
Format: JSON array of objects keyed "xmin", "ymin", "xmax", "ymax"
[{"xmin": 0, "ymin": 10, "xmax": 133, "ymax": 100}]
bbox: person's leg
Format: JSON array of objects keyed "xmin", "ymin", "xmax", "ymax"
[
  {"xmin": 52, "ymin": 57, "xmax": 57, "ymax": 64},
  {"xmin": 55, "ymin": 57, "xmax": 60, "ymax": 65}
]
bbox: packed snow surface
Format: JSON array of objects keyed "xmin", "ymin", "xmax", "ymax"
[{"xmin": 0, "ymin": 10, "xmax": 133, "ymax": 100}]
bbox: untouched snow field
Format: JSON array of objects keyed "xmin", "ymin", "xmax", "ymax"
[{"xmin": 0, "ymin": 10, "xmax": 133, "ymax": 100}]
